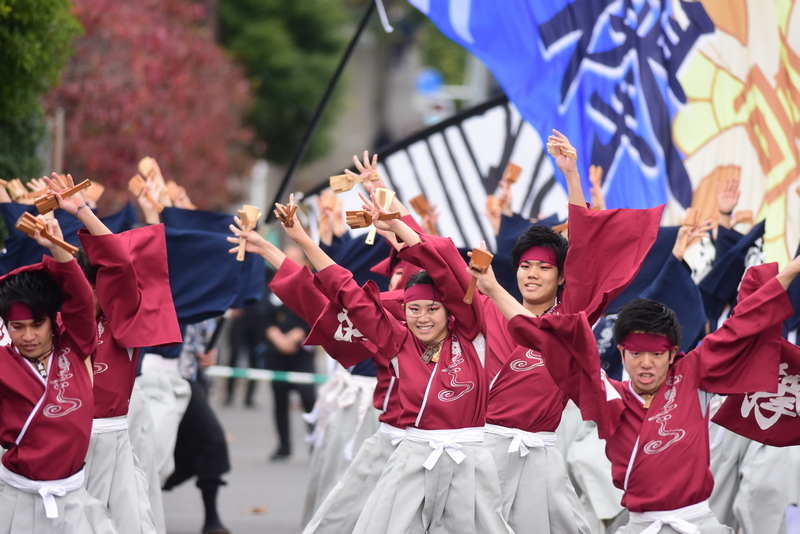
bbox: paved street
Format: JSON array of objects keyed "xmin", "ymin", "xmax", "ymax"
[{"xmin": 163, "ymin": 377, "xmax": 313, "ymax": 534}]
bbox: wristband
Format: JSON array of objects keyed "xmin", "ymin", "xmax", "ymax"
[
  {"xmin": 75, "ymin": 204, "xmax": 88, "ymax": 215},
  {"xmin": 719, "ymin": 210, "xmax": 733, "ymax": 216}
]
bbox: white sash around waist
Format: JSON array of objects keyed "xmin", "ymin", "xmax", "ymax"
[
  {"xmin": 405, "ymin": 427, "xmax": 484, "ymax": 470},
  {"xmin": 0, "ymin": 464, "xmax": 84, "ymax": 519},
  {"xmin": 484, "ymin": 424, "xmax": 556, "ymax": 457},
  {"xmin": 92, "ymin": 415, "xmax": 128, "ymax": 434},
  {"xmin": 628, "ymin": 500, "xmax": 711, "ymax": 534},
  {"xmin": 379, "ymin": 422, "xmax": 406, "ymax": 445},
  {"xmin": 141, "ymin": 353, "xmax": 180, "ymax": 374}
]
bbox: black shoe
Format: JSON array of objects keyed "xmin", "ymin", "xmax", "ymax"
[
  {"xmin": 270, "ymin": 451, "xmax": 290, "ymax": 462},
  {"xmin": 202, "ymin": 520, "xmax": 230, "ymax": 534}
]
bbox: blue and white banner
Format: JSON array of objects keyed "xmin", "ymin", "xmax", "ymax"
[{"xmin": 409, "ymin": 0, "xmax": 714, "ymax": 210}]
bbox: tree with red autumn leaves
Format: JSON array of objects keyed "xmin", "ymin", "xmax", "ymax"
[{"xmin": 45, "ymin": 0, "xmax": 251, "ymax": 211}]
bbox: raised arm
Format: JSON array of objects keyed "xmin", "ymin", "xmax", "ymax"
[
  {"xmin": 548, "ymin": 129, "xmax": 585, "ymax": 207},
  {"xmin": 690, "ymin": 259, "xmax": 799, "ymax": 394},
  {"xmin": 561, "ymin": 202, "xmax": 664, "ymax": 322},
  {"xmin": 716, "ymin": 173, "xmax": 740, "ymax": 230},
  {"xmin": 37, "ymin": 220, "xmax": 97, "ymax": 358},
  {"xmin": 45, "ymin": 173, "xmax": 112, "ymax": 236},
  {"xmin": 277, "ymin": 206, "xmax": 406, "ymax": 356},
  {"xmin": 228, "ymin": 219, "xmax": 287, "ymax": 270},
  {"xmin": 79, "ymin": 224, "xmax": 181, "ymax": 348},
  {"xmin": 474, "ymin": 264, "xmax": 533, "ymax": 322},
  {"xmin": 507, "ymin": 311, "xmax": 624, "ymax": 438}
]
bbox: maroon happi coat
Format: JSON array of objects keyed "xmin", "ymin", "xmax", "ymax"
[
  {"xmin": 713, "ymin": 263, "xmax": 800, "ymax": 446},
  {"xmin": 274, "ymin": 258, "xmax": 403, "ymax": 426},
  {"xmin": 314, "ymin": 259, "xmax": 488, "ymax": 430},
  {"xmin": 0, "ymin": 257, "xmax": 97, "ymax": 480},
  {"xmin": 508, "ymin": 263, "xmax": 792, "ymax": 512},
  {"xmin": 79, "ymin": 225, "xmax": 182, "ymax": 419},
  {"xmin": 483, "ymin": 204, "xmax": 663, "ymax": 433}
]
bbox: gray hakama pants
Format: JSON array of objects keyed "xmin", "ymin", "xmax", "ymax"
[
  {"xmin": 303, "ymin": 423, "xmax": 405, "ymax": 534},
  {"xmin": 560, "ymin": 404, "xmax": 626, "ymax": 532},
  {"xmin": 127, "ymin": 381, "xmax": 165, "ymax": 534},
  {"xmin": 0, "ymin": 468, "xmax": 119, "ymax": 534},
  {"xmin": 618, "ymin": 500, "xmax": 733, "ymax": 533},
  {"xmin": 84, "ymin": 418, "xmax": 157, "ymax": 534},
  {"xmin": 709, "ymin": 423, "xmax": 800, "ymax": 534},
  {"xmin": 353, "ymin": 427, "xmax": 514, "ymax": 534},
  {"xmin": 137, "ymin": 354, "xmax": 191, "ymax": 485},
  {"xmin": 484, "ymin": 425, "xmax": 592, "ymax": 533},
  {"xmin": 302, "ymin": 371, "xmax": 379, "ymax": 525}
]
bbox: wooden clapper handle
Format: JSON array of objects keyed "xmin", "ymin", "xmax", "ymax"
[
  {"xmin": 463, "ymin": 248, "xmax": 494, "ymax": 304},
  {"xmin": 365, "ymin": 188, "xmax": 395, "ymax": 245},
  {"xmin": 463, "ymin": 278, "xmax": 479, "ymax": 305}
]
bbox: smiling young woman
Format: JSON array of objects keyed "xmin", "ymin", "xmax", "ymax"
[{"xmin": 271, "ymin": 196, "xmax": 511, "ymax": 534}]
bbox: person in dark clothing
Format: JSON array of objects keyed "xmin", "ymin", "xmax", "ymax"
[
  {"xmin": 265, "ymin": 246, "xmax": 317, "ymax": 461},
  {"xmin": 225, "ymin": 303, "xmax": 266, "ymax": 408},
  {"xmin": 162, "ymin": 319, "xmax": 232, "ymax": 534}
]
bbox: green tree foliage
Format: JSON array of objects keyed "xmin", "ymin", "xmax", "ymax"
[
  {"xmin": 0, "ymin": 0, "xmax": 81, "ymax": 181},
  {"xmin": 0, "ymin": 0, "xmax": 82, "ymax": 120},
  {"xmin": 0, "ymin": 113, "xmax": 46, "ymax": 180},
  {"xmin": 218, "ymin": 0, "xmax": 349, "ymax": 165}
]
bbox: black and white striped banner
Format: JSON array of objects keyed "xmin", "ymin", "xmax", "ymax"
[{"xmin": 304, "ymin": 96, "xmax": 568, "ymax": 250}]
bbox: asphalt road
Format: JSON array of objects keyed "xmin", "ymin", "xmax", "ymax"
[{"xmin": 163, "ymin": 377, "xmax": 313, "ymax": 534}]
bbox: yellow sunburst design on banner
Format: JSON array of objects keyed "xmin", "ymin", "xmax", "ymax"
[{"xmin": 673, "ymin": 0, "xmax": 800, "ymax": 266}]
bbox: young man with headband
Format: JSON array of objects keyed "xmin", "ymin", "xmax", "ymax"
[
  {"xmin": 482, "ymin": 255, "xmax": 800, "ymax": 533},
  {"xmin": 0, "ymin": 217, "xmax": 117, "ymax": 533}
]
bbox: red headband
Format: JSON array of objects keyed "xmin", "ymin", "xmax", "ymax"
[
  {"xmin": 403, "ymin": 284, "xmax": 440, "ymax": 304},
  {"xmin": 620, "ymin": 333, "xmax": 674, "ymax": 353},
  {"xmin": 6, "ymin": 302, "xmax": 35, "ymax": 322},
  {"xmin": 519, "ymin": 246, "xmax": 558, "ymax": 267}
]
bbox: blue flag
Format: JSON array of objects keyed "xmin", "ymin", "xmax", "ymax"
[{"xmin": 409, "ymin": 0, "xmax": 714, "ymax": 209}]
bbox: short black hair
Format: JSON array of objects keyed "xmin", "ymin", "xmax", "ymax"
[
  {"xmin": 76, "ymin": 248, "xmax": 98, "ymax": 286},
  {"xmin": 614, "ymin": 298, "xmax": 682, "ymax": 348},
  {"xmin": 511, "ymin": 225, "xmax": 569, "ymax": 271},
  {"xmin": 0, "ymin": 270, "xmax": 64, "ymax": 324}
]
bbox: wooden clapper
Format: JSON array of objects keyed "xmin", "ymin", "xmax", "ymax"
[
  {"xmin": 408, "ymin": 194, "xmax": 438, "ymax": 236},
  {"xmin": 365, "ymin": 188, "xmax": 395, "ymax": 245},
  {"xmin": 236, "ymin": 205, "xmax": 263, "ymax": 261},
  {"xmin": 329, "ymin": 171, "xmax": 380, "ymax": 194},
  {"xmin": 15, "ymin": 213, "xmax": 79, "ymax": 256},
  {"xmin": 35, "ymin": 179, "xmax": 92, "ymax": 216},
  {"xmin": 128, "ymin": 174, "xmax": 164, "ymax": 212},
  {"xmin": 464, "ymin": 248, "xmax": 494, "ymax": 304}
]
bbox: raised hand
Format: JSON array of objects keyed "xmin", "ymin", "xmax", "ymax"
[
  {"xmin": 548, "ymin": 129, "xmax": 578, "ymax": 175},
  {"xmin": 716, "ymin": 174, "xmax": 740, "ymax": 229},
  {"xmin": 27, "ymin": 177, "xmax": 48, "ymax": 195},
  {"xmin": 778, "ymin": 251, "xmax": 800, "ymax": 290},
  {"xmin": 589, "ymin": 165, "xmax": 605, "ymax": 210},
  {"xmin": 228, "ymin": 216, "xmax": 267, "ymax": 255},
  {"xmin": 716, "ymin": 174, "xmax": 740, "ymax": 214},
  {"xmin": 279, "ymin": 194, "xmax": 309, "ymax": 244},
  {"xmin": 421, "ymin": 203, "xmax": 440, "ymax": 235},
  {"xmin": 346, "ymin": 150, "xmax": 381, "ymax": 191},
  {"xmin": 44, "ymin": 173, "xmax": 87, "ymax": 216},
  {"xmin": 361, "ymin": 191, "xmax": 393, "ymax": 232},
  {"xmin": 673, "ymin": 218, "xmax": 714, "ymax": 261}
]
